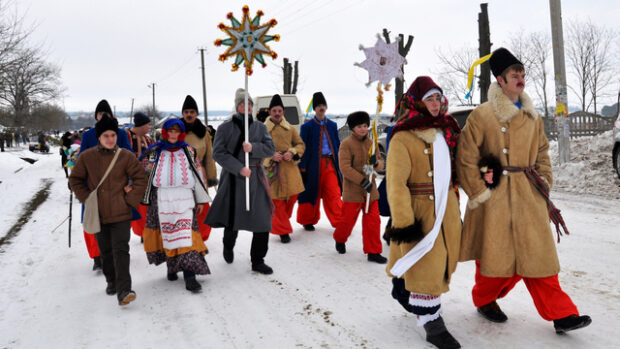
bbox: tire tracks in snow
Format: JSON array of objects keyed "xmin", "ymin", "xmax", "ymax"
[{"xmin": 0, "ymin": 178, "xmax": 52, "ymax": 251}]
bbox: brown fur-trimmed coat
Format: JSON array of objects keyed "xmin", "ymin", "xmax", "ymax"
[
  {"xmin": 185, "ymin": 130, "xmax": 217, "ymax": 185},
  {"xmin": 456, "ymin": 82, "xmax": 559, "ymax": 278},
  {"xmin": 385, "ymin": 128, "xmax": 462, "ymax": 295},
  {"xmin": 262, "ymin": 117, "xmax": 306, "ymax": 200},
  {"xmin": 338, "ymin": 133, "xmax": 384, "ymax": 202}
]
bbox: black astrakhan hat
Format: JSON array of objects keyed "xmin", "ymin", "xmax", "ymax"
[
  {"xmin": 269, "ymin": 94, "xmax": 284, "ymax": 110},
  {"xmin": 489, "ymin": 47, "xmax": 523, "ymax": 78},
  {"xmin": 95, "ymin": 115, "xmax": 119, "ymax": 138},
  {"xmin": 347, "ymin": 111, "xmax": 370, "ymax": 130},
  {"xmin": 182, "ymin": 95, "xmax": 199, "ymax": 113},
  {"xmin": 133, "ymin": 112, "xmax": 150, "ymax": 127},
  {"xmin": 312, "ymin": 92, "xmax": 327, "ymax": 110},
  {"xmin": 94, "ymin": 99, "xmax": 113, "ymax": 119}
]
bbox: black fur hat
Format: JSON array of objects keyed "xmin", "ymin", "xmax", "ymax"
[
  {"xmin": 269, "ymin": 94, "xmax": 284, "ymax": 110},
  {"xmin": 133, "ymin": 112, "xmax": 150, "ymax": 127},
  {"xmin": 346, "ymin": 111, "xmax": 370, "ymax": 130},
  {"xmin": 94, "ymin": 99, "xmax": 113, "ymax": 119},
  {"xmin": 478, "ymin": 154, "xmax": 503, "ymax": 189},
  {"xmin": 489, "ymin": 47, "xmax": 523, "ymax": 78},
  {"xmin": 312, "ymin": 92, "xmax": 327, "ymax": 110},
  {"xmin": 182, "ymin": 95, "xmax": 199, "ymax": 113},
  {"xmin": 95, "ymin": 115, "xmax": 119, "ymax": 139}
]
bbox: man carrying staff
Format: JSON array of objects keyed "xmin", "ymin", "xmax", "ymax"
[
  {"xmin": 296, "ymin": 92, "xmax": 343, "ymax": 231},
  {"xmin": 263, "ymin": 94, "xmax": 305, "ymax": 243},
  {"xmin": 456, "ymin": 47, "xmax": 591, "ymax": 334},
  {"xmin": 205, "ymin": 89, "xmax": 276, "ymax": 274}
]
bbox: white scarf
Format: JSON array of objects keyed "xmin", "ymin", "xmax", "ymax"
[{"xmin": 390, "ymin": 130, "xmax": 451, "ymax": 277}]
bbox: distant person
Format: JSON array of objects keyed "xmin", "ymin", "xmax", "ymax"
[
  {"xmin": 334, "ymin": 111, "xmax": 386, "ymax": 263},
  {"xmin": 180, "ymin": 95, "xmax": 218, "ymax": 245},
  {"xmin": 456, "ymin": 48, "xmax": 591, "ymax": 334},
  {"xmin": 60, "ymin": 131, "xmax": 73, "ymax": 177},
  {"xmin": 127, "ymin": 112, "xmax": 154, "ymax": 240},
  {"xmin": 296, "ymin": 92, "xmax": 343, "ymax": 231},
  {"xmin": 263, "ymin": 94, "xmax": 305, "ymax": 243},
  {"xmin": 69, "ymin": 116, "xmax": 147, "ymax": 306},
  {"xmin": 205, "ymin": 88, "xmax": 276, "ymax": 275}
]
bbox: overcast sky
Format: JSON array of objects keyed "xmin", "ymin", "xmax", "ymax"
[{"xmin": 15, "ymin": 0, "xmax": 620, "ymax": 114}]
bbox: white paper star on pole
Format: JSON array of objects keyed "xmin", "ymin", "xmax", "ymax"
[{"xmin": 355, "ymin": 36, "xmax": 406, "ymax": 86}]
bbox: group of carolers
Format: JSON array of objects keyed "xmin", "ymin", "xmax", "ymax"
[{"xmin": 68, "ymin": 47, "xmax": 591, "ymax": 349}]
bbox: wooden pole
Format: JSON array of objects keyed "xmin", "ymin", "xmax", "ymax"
[
  {"xmin": 549, "ymin": 0, "xmax": 571, "ymax": 163},
  {"xmin": 244, "ymin": 74, "xmax": 250, "ymax": 211},
  {"xmin": 478, "ymin": 3, "xmax": 492, "ymax": 103},
  {"xmin": 365, "ymin": 83, "xmax": 382, "ymax": 213}
]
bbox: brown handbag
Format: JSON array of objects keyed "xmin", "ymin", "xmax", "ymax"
[{"xmin": 83, "ymin": 150, "xmax": 120, "ymax": 234}]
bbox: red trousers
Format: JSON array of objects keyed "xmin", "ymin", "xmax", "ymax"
[
  {"xmin": 333, "ymin": 200, "xmax": 382, "ymax": 254},
  {"xmin": 130, "ymin": 204, "xmax": 149, "ymax": 237},
  {"xmin": 472, "ymin": 261, "xmax": 579, "ymax": 321},
  {"xmin": 83, "ymin": 231, "xmax": 100, "ymax": 258},
  {"xmin": 271, "ymin": 194, "xmax": 299, "ymax": 235},
  {"xmin": 297, "ymin": 158, "xmax": 342, "ymax": 227},
  {"xmin": 196, "ymin": 203, "xmax": 212, "ymax": 241}
]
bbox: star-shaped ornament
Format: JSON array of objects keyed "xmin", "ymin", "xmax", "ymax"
[{"xmin": 355, "ymin": 36, "xmax": 406, "ymax": 86}]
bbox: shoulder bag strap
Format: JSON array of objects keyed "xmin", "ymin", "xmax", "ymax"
[{"xmin": 94, "ymin": 149, "xmax": 121, "ymax": 190}]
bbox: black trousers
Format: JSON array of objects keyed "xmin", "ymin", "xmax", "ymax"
[
  {"xmin": 95, "ymin": 220, "xmax": 132, "ymax": 296},
  {"xmin": 223, "ymin": 228, "xmax": 269, "ymax": 265}
]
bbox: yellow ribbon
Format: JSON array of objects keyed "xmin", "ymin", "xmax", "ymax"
[{"xmin": 465, "ymin": 53, "xmax": 493, "ymax": 99}]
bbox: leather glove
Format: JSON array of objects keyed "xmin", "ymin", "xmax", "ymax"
[
  {"xmin": 207, "ymin": 178, "xmax": 219, "ymax": 187},
  {"xmin": 369, "ymin": 154, "xmax": 378, "ymax": 167},
  {"xmin": 360, "ymin": 178, "xmax": 372, "ymax": 193}
]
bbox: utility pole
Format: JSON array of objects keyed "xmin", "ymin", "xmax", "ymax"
[
  {"xmin": 129, "ymin": 98, "xmax": 134, "ymax": 120},
  {"xmin": 478, "ymin": 3, "xmax": 492, "ymax": 103},
  {"xmin": 199, "ymin": 48, "xmax": 209, "ymax": 125},
  {"xmin": 549, "ymin": 0, "xmax": 570, "ymax": 164},
  {"xmin": 149, "ymin": 83, "xmax": 156, "ymax": 138}
]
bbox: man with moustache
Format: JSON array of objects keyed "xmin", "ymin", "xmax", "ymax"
[{"xmin": 456, "ymin": 47, "xmax": 591, "ymax": 335}]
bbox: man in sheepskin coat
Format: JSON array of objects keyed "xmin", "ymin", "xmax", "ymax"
[{"xmin": 456, "ymin": 47, "xmax": 591, "ymax": 334}]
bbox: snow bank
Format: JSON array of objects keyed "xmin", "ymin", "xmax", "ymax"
[{"xmin": 548, "ymin": 131, "xmax": 620, "ymax": 199}]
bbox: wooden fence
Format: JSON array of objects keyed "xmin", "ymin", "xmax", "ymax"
[{"xmin": 543, "ymin": 111, "xmax": 615, "ymax": 140}]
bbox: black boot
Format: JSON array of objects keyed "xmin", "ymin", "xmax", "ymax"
[
  {"xmin": 303, "ymin": 224, "xmax": 315, "ymax": 231},
  {"xmin": 118, "ymin": 290, "xmax": 136, "ymax": 306},
  {"xmin": 367, "ymin": 253, "xmax": 387, "ymax": 264},
  {"xmin": 252, "ymin": 262, "xmax": 273, "ymax": 275},
  {"xmin": 553, "ymin": 314, "xmax": 592, "ymax": 334},
  {"xmin": 335, "ymin": 242, "xmax": 346, "ymax": 254},
  {"xmin": 477, "ymin": 300, "xmax": 508, "ymax": 323},
  {"xmin": 183, "ymin": 271, "xmax": 202, "ymax": 293},
  {"xmin": 92, "ymin": 256, "xmax": 102, "ymax": 271},
  {"xmin": 280, "ymin": 234, "xmax": 291, "ymax": 243},
  {"xmin": 423, "ymin": 316, "xmax": 461, "ymax": 349},
  {"xmin": 105, "ymin": 282, "xmax": 116, "ymax": 295},
  {"xmin": 167, "ymin": 272, "xmax": 178, "ymax": 281},
  {"xmin": 223, "ymin": 248, "xmax": 234, "ymax": 264}
]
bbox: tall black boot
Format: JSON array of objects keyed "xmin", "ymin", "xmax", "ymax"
[
  {"xmin": 183, "ymin": 270, "xmax": 201, "ymax": 293},
  {"xmin": 423, "ymin": 316, "xmax": 461, "ymax": 349},
  {"xmin": 251, "ymin": 232, "xmax": 272, "ymax": 274},
  {"xmin": 222, "ymin": 228, "xmax": 238, "ymax": 264}
]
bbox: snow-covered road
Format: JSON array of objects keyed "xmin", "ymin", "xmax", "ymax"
[{"xmin": 0, "ymin": 146, "xmax": 618, "ymax": 348}]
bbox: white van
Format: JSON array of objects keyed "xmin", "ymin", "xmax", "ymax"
[{"xmin": 253, "ymin": 94, "xmax": 304, "ymax": 132}]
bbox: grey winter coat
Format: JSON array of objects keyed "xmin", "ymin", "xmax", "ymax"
[{"xmin": 205, "ymin": 114, "xmax": 276, "ymax": 232}]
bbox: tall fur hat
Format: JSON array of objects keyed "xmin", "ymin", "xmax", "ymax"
[
  {"xmin": 489, "ymin": 47, "xmax": 523, "ymax": 78},
  {"xmin": 312, "ymin": 92, "xmax": 327, "ymax": 110},
  {"xmin": 269, "ymin": 94, "xmax": 284, "ymax": 110},
  {"xmin": 182, "ymin": 95, "xmax": 199, "ymax": 113},
  {"xmin": 347, "ymin": 111, "xmax": 370, "ymax": 130},
  {"xmin": 94, "ymin": 99, "xmax": 113, "ymax": 119}
]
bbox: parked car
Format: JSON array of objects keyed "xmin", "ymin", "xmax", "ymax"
[
  {"xmin": 253, "ymin": 94, "xmax": 304, "ymax": 132},
  {"xmin": 613, "ymin": 114, "xmax": 620, "ymax": 178}
]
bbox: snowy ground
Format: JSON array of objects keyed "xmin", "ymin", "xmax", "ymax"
[{"xmin": 0, "ymin": 143, "xmax": 619, "ymax": 349}]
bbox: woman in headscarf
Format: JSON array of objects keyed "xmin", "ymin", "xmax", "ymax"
[
  {"xmin": 140, "ymin": 118, "xmax": 211, "ymax": 293},
  {"xmin": 384, "ymin": 76, "xmax": 462, "ymax": 349}
]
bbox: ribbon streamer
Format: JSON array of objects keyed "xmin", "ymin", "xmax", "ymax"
[{"xmin": 465, "ymin": 53, "xmax": 493, "ymax": 100}]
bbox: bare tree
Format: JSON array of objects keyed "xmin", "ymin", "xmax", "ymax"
[
  {"xmin": 135, "ymin": 104, "xmax": 163, "ymax": 121},
  {"xmin": 586, "ymin": 23, "xmax": 616, "ymax": 115},
  {"xmin": 435, "ymin": 45, "xmax": 479, "ymax": 105},
  {"xmin": 0, "ymin": 1, "xmax": 30, "ymax": 76},
  {"xmin": 30, "ymin": 103, "xmax": 69, "ymax": 130},
  {"xmin": 566, "ymin": 20, "xmax": 594, "ymax": 112},
  {"xmin": 0, "ymin": 48, "xmax": 63, "ymax": 125}
]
